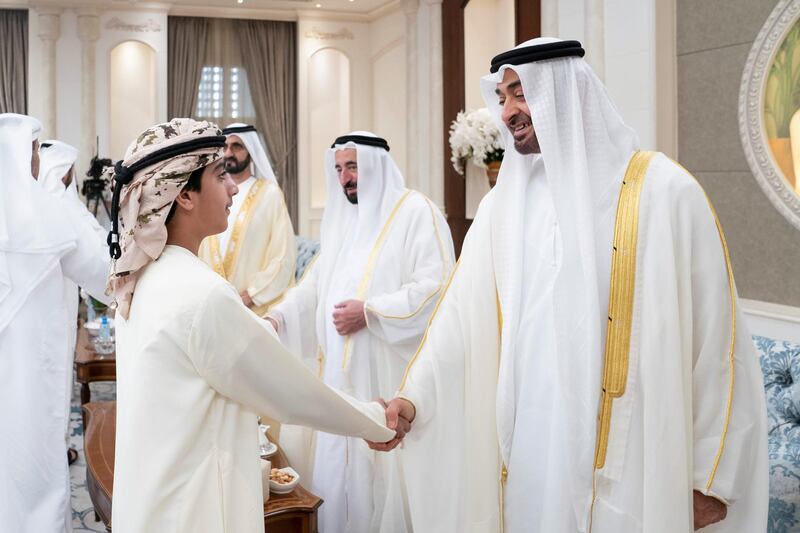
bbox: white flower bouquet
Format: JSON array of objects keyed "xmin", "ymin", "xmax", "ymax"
[{"xmin": 448, "ymin": 107, "xmax": 505, "ymax": 176}]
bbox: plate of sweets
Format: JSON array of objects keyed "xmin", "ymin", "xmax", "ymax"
[{"xmin": 269, "ymin": 467, "xmax": 300, "ymax": 494}]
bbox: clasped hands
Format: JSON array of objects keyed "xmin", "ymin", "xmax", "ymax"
[{"xmin": 367, "ymin": 397, "xmax": 416, "ymax": 451}]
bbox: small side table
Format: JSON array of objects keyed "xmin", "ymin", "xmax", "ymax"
[
  {"xmin": 82, "ymin": 401, "xmax": 322, "ymax": 533},
  {"xmin": 74, "ymin": 327, "xmax": 116, "ymax": 405},
  {"xmin": 265, "ymin": 445, "xmax": 322, "ymax": 533}
]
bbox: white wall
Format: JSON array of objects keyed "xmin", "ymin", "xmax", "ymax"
[
  {"xmin": 28, "ymin": 8, "xmax": 167, "ymax": 168},
  {"xmin": 462, "ymin": 0, "xmax": 515, "ymax": 217},
  {"xmin": 96, "ymin": 11, "xmax": 168, "ymax": 160},
  {"xmin": 370, "ymin": 9, "xmax": 407, "ymax": 176},
  {"xmin": 542, "ymin": 0, "xmax": 668, "ymax": 152},
  {"xmin": 463, "ymin": 0, "xmax": 515, "ymax": 111},
  {"xmin": 109, "ymin": 41, "xmax": 158, "ymax": 160}
]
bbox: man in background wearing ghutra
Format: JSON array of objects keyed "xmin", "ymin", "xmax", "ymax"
[
  {"xmin": 267, "ymin": 131, "xmax": 454, "ymax": 533},
  {"xmin": 199, "ymin": 123, "xmax": 296, "ymax": 316}
]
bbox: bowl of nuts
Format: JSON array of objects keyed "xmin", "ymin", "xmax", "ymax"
[{"xmin": 269, "ymin": 467, "xmax": 300, "ymax": 494}]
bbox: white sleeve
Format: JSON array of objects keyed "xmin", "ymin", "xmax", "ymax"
[
  {"xmin": 684, "ymin": 182, "xmax": 767, "ymax": 506},
  {"xmin": 59, "ymin": 200, "xmax": 111, "ymax": 305},
  {"xmin": 268, "ymin": 256, "xmax": 321, "ymax": 370},
  {"xmin": 364, "ymin": 201, "xmax": 455, "ymax": 351},
  {"xmin": 188, "ymin": 282, "xmax": 394, "ymax": 443}
]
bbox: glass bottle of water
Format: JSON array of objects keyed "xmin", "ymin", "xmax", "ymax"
[{"xmin": 93, "ymin": 315, "xmax": 114, "ymax": 356}]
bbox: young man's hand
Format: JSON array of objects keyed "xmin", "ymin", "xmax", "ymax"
[
  {"xmin": 367, "ymin": 397, "xmax": 416, "ymax": 452},
  {"xmin": 240, "ymin": 290, "xmax": 254, "ymax": 308},
  {"xmin": 264, "ymin": 316, "xmax": 279, "ymax": 332}
]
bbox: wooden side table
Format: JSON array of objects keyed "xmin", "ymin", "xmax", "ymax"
[
  {"xmin": 264, "ymin": 446, "xmax": 322, "ymax": 533},
  {"xmin": 82, "ymin": 401, "xmax": 115, "ymax": 532},
  {"xmin": 82, "ymin": 401, "xmax": 322, "ymax": 533},
  {"xmin": 74, "ymin": 328, "xmax": 116, "ymax": 404}
]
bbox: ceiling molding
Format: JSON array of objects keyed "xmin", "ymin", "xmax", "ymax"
[
  {"xmin": 297, "ymin": 0, "xmax": 398, "ymax": 22},
  {"xmin": 8, "ymin": 0, "xmax": 399, "ymax": 19},
  {"xmin": 168, "ymin": 4, "xmax": 299, "ymax": 21}
]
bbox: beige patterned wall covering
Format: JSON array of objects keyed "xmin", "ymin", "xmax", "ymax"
[{"xmin": 678, "ymin": 0, "xmax": 800, "ymax": 306}]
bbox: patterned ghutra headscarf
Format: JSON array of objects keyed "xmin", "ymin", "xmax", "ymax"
[{"xmin": 107, "ymin": 118, "xmax": 226, "ymax": 318}]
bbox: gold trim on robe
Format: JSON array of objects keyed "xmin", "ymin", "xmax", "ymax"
[
  {"xmin": 398, "ymin": 258, "xmax": 462, "ymax": 389},
  {"xmin": 339, "ymin": 190, "xmax": 413, "ymax": 370},
  {"xmin": 204, "ymin": 179, "xmax": 267, "ymax": 279},
  {"xmin": 668, "ymin": 159, "xmax": 738, "ymax": 491},
  {"xmin": 593, "ymin": 150, "xmax": 655, "ymax": 470}
]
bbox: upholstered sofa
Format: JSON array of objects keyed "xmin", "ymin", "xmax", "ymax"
[
  {"xmin": 295, "ymin": 235, "xmax": 320, "ymax": 280},
  {"xmin": 756, "ymin": 335, "xmax": 800, "ymax": 532}
]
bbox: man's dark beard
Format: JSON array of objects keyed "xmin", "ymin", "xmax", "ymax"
[
  {"xmin": 342, "ymin": 181, "xmax": 358, "ymax": 204},
  {"xmin": 224, "ymin": 154, "xmax": 252, "ymax": 175}
]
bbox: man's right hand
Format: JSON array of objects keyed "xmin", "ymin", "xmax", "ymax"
[{"xmin": 368, "ymin": 397, "xmax": 416, "ymax": 452}]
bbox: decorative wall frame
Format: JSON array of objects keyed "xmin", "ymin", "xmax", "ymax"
[{"xmin": 740, "ymin": 0, "xmax": 800, "ymax": 231}]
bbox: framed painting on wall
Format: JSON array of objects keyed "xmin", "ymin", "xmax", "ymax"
[{"xmin": 741, "ymin": 0, "xmax": 800, "ymax": 230}]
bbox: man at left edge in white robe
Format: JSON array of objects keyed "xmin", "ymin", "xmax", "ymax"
[
  {"xmin": 38, "ymin": 139, "xmax": 110, "ymax": 467},
  {"xmin": 0, "ymin": 113, "xmax": 111, "ymax": 533},
  {"xmin": 106, "ymin": 118, "xmax": 406, "ymax": 533}
]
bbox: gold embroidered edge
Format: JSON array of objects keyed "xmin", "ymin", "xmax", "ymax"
[
  {"xmin": 669, "ymin": 159, "xmax": 737, "ymax": 491},
  {"xmin": 398, "ymin": 258, "xmax": 461, "ymax": 390},
  {"xmin": 340, "ymin": 190, "xmax": 413, "ymax": 370},
  {"xmin": 364, "ymin": 196, "xmax": 452, "ymax": 321},
  {"xmin": 593, "ymin": 150, "xmax": 654, "ymax": 471},
  {"xmin": 222, "ymin": 178, "xmax": 267, "ymax": 278}
]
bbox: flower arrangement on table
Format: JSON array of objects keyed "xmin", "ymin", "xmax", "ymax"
[{"xmin": 448, "ymin": 107, "xmax": 505, "ymax": 186}]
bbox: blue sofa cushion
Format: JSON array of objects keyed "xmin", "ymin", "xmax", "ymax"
[{"xmin": 755, "ymin": 335, "xmax": 800, "ymax": 533}]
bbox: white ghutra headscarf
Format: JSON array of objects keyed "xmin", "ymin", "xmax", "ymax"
[
  {"xmin": 0, "ymin": 114, "xmax": 76, "ymax": 333},
  {"xmin": 38, "ymin": 140, "xmax": 79, "ymax": 199}
]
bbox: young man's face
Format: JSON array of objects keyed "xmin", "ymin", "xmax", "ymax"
[
  {"xmin": 192, "ymin": 160, "xmax": 238, "ymax": 236},
  {"xmin": 335, "ymin": 148, "xmax": 359, "ymax": 204},
  {"xmin": 31, "ymin": 140, "xmax": 40, "ymax": 179},
  {"xmin": 495, "ymin": 68, "xmax": 540, "ymax": 155},
  {"xmin": 223, "ymin": 135, "xmax": 252, "ymax": 175}
]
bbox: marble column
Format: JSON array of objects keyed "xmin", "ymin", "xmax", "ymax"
[
  {"xmin": 37, "ymin": 9, "xmax": 61, "ymax": 139},
  {"xmin": 424, "ymin": 0, "xmax": 444, "ymax": 209},
  {"xmin": 77, "ymin": 11, "xmax": 100, "ymax": 163},
  {"xmin": 585, "ymin": 0, "xmax": 605, "ymax": 80},
  {"xmin": 403, "ymin": 0, "xmax": 420, "ymax": 188}
]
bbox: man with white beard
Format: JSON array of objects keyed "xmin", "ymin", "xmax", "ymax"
[
  {"xmin": 267, "ymin": 132, "xmax": 454, "ymax": 533},
  {"xmin": 38, "ymin": 139, "xmax": 110, "ymax": 465},
  {"xmin": 377, "ymin": 39, "xmax": 768, "ymax": 533},
  {"xmin": 0, "ymin": 114, "xmax": 110, "ymax": 533}
]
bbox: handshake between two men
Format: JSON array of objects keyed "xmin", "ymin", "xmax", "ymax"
[{"xmin": 368, "ymin": 398, "xmax": 417, "ymax": 452}]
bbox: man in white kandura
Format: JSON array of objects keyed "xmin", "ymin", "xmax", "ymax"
[
  {"xmin": 199, "ymin": 123, "xmax": 296, "ymax": 315},
  {"xmin": 377, "ymin": 38, "xmax": 768, "ymax": 533},
  {"xmin": 108, "ymin": 119, "xmax": 402, "ymax": 533},
  {"xmin": 38, "ymin": 139, "xmax": 110, "ymax": 465},
  {"xmin": 0, "ymin": 114, "xmax": 110, "ymax": 533},
  {"xmin": 266, "ymin": 132, "xmax": 455, "ymax": 533}
]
